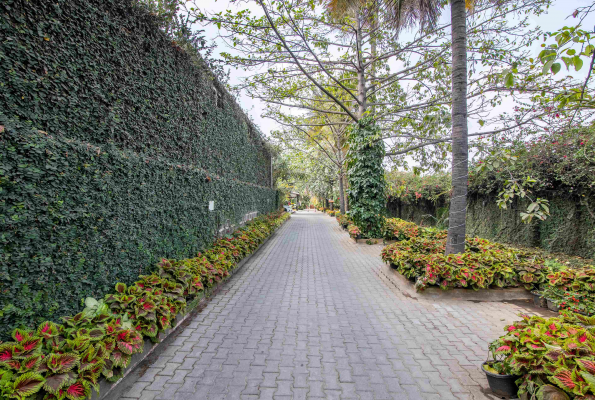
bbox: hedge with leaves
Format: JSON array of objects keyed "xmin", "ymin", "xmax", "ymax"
[
  {"xmin": 0, "ymin": 0, "xmax": 280, "ymax": 340},
  {"xmin": 0, "ymin": 0, "xmax": 271, "ymax": 187},
  {"xmin": 0, "ymin": 119, "xmax": 280, "ymax": 341},
  {"xmin": 0, "ymin": 211, "xmax": 289, "ymax": 400}
]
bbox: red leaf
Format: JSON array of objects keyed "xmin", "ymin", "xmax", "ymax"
[
  {"xmin": 22, "ymin": 338, "xmax": 42, "ymax": 352},
  {"xmin": 65, "ymin": 382, "xmax": 89, "ymax": 400},
  {"xmin": 117, "ymin": 341, "xmax": 133, "ymax": 355},
  {"xmin": 577, "ymin": 359, "xmax": 595, "ymax": 375},
  {"xmin": 0, "ymin": 348, "xmax": 13, "ymax": 362},
  {"xmin": 551, "ymin": 370, "xmax": 576, "ymax": 390}
]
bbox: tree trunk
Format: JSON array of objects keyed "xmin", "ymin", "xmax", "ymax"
[
  {"xmin": 355, "ymin": 11, "xmax": 367, "ymax": 119},
  {"xmin": 344, "ymin": 174, "xmax": 349, "ymax": 212},
  {"xmin": 445, "ymin": 0, "xmax": 469, "ymax": 255},
  {"xmin": 339, "ymin": 172, "xmax": 346, "ymax": 214}
]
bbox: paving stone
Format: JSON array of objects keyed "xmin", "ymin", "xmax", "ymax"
[
  {"xmin": 120, "ymin": 381, "xmax": 150, "ymax": 398},
  {"xmin": 119, "ymin": 212, "xmax": 553, "ymax": 400}
]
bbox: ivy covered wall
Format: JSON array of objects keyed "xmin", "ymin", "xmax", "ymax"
[
  {"xmin": 0, "ymin": 0, "xmax": 278, "ymax": 338},
  {"xmin": 387, "ymin": 194, "xmax": 595, "ymax": 259}
]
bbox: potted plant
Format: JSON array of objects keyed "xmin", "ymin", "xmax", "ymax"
[
  {"xmin": 530, "ymin": 290, "xmax": 547, "ymax": 308},
  {"xmin": 482, "ymin": 341, "xmax": 520, "ymax": 398},
  {"xmin": 348, "ymin": 224, "xmax": 361, "ymax": 240},
  {"xmin": 541, "ymin": 286, "xmax": 565, "ymax": 312}
]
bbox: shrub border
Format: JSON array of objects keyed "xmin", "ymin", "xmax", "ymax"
[{"xmin": 90, "ymin": 215, "xmax": 290, "ymax": 400}]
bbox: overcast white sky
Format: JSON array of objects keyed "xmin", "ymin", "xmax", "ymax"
[{"xmin": 199, "ymin": 0, "xmax": 592, "ymax": 138}]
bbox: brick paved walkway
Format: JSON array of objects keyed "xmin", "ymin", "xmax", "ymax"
[{"xmin": 118, "ymin": 211, "xmax": 551, "ymax": 400}]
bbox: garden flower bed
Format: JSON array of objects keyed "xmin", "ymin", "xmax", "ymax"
[
  {"xmin": 380, "ymin": 219, "xmax": 595, "ymax": 308},
  {"xmin": 0, "ymin": 211, "xmax": 289, "ymax": 400}
]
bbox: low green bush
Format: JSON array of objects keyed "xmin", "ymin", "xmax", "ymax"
[{"xmin": 0, "ymin": 211, "xmax": 289, "ymax": 400}]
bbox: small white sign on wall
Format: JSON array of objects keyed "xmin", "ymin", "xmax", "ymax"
[{"xmin": 209, "ymin": 201, "xmax": 215, "ymax": 211}]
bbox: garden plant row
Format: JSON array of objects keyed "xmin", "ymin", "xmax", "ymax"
[
  {"xmin": 379, "ymin": 218, "xmax": 595, "ymax": 314},
  {"xmin": 0, "ymin": 211, "xmax": 289, "ymax": 400}
]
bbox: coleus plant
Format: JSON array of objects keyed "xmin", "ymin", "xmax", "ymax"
[
  {"xmin": 0, "ymin": 316, "xmax": 143, "ymax": 400},
  {"xmin": 490, "ymin": 312, "xmax": 595, "ymax": 399},
  {"xmin": 381, "ymin": 232, "xmax": 552, "ymax": 292},
  {"xmin": 383, "ymin": 218, "xmax": 421, "ymax": 241}
]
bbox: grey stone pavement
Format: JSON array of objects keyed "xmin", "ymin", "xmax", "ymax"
[{"xmin": 118, "ymin": 211, "xmax": 551, "ymax": 400}]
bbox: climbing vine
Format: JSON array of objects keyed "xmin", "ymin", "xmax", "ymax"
[{"xmin": 346, "ymin": 117, "xmax": 386, "ymax": 238}]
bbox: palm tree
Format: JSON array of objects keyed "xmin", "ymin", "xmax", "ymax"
[
  {"xmin": 445, "ymin": 0, "xmax": 468, "ymax": 255},
  {"xmin": 328, "ymin": 0, "xmax": 469, "ymax": 254}
]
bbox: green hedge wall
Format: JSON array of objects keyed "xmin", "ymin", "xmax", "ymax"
[
  {"xmin": 0, "ymin": 0, "xmax": 271, "ymax": 186},
  {"xmin": 0, "ymin": 118, "xmax": 278, "ymax": 339},
  {"xmin": 387, "ymin": 194, "xmax": 595, "ymax": 259},
  {"xmin": 0, "ymin": 0, "xmax": 279, "ymax": 339}
]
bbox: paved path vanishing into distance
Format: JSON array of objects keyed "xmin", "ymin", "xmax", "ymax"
[{"xmin": 117, "ymin": 210, "xmax": 551, "ymax": 400}]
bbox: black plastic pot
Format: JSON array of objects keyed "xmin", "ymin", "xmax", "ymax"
[
  {"xmin": 531, "ymin": 292, "xmax": 547, "ymax": 308},
  {"xmin": 546, "ymin": 299, "xmax": 560, "ymax": 312},
  {"xmin": 482, "ymin": 362, "xmax": 519, "ymax": 398}
]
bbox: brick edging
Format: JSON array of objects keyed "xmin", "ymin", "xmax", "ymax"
[
  {"xmin": 92, "ymin": 216, "xmax": 290, "ymax": 400},
  {"xmin": 379, "ymin": 263, "xmax": 533, "ymax": 302}
]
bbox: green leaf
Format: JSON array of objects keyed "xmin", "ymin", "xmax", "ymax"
[
  {"xmin": 84, "ymin": 298, "xmax": 98, "ymax": 309},
  {"xmin": 543, "ymin": 60, "xmax": 554, "ymax": 74},
  {"xmin": 574, "ymin": 56, "xmax": 583, "ymax": 71},
  {"xmin": 551, "ymin": 63, "xmax": 561, "ymax": 74},
  {"xmin": 504, "ymin": 73, "xmax": 514, "ymax": 88}
]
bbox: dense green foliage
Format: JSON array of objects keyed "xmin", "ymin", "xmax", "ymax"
[
  {"xmin": 0, "ymin": 0, "xmax": 279, "ymax": 341},
  {"xmin": 386, "ymin": 171, "xmax": 451, "ymax": 204},
  {"xmin": 346, "ymin": 118, "xmax": 386, "ymax": 238},
  {"xmin": 470, "ymin": 128, "xmax": 595, "ymax": 199},
  {"xmin": 386, "ymin": 128, "xmax": 595, "ymax": 257},
  {"xmin": 0, "ymin": 212, "xmax": 289, "ymax": 400},
  {"xmin": 0, "ymin": 0, "xmax": 270, "ymax": 186},
  {"xmin": 0, "ymin": 119, "xmax": 278, "ymax": 340}
]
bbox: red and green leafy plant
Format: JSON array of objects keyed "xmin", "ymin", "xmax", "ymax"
[
  {"xmin": 348, "ymin": 224, "xmax": 361, "ymax": 239},
  {"xmin": 381, "ymin": 234, "xmax": 548, "ymax": 291},
  {"xmin": 337, "ymin": 214, "xmax": 352, "ymax": 229},
  {"xmin": 489, "ymin": 312, "xmax": 595, "ymax": 399}
]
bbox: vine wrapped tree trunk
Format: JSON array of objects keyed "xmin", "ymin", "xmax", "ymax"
[
  {"xmin": 445, "ymin": 0, "xmax": 469, "ymax": 255},
  {"xmin": 347, "ymin": 117, "xmax": 386, "ymax": 238}
]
